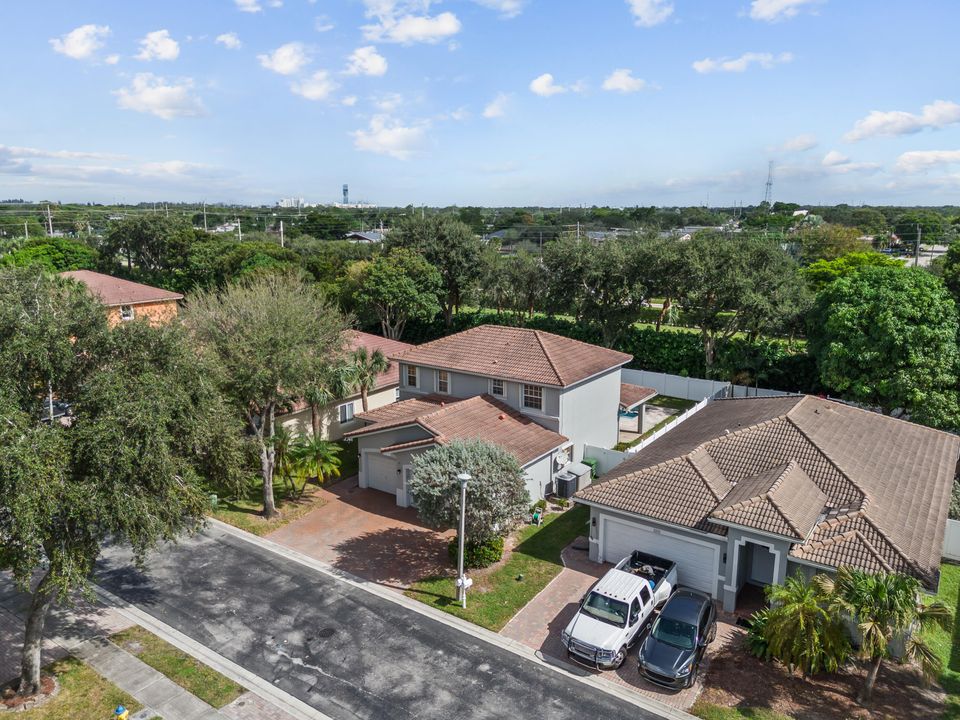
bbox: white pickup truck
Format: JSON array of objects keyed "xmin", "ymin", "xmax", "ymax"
[{"xmin": 560, "ymin": 551, "xmax": 678, "ymax": 669}]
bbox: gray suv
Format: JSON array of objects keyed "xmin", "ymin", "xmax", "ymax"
[{"xmin": 638, "ymin": 589, "xmax": 716, "ymax": 689}]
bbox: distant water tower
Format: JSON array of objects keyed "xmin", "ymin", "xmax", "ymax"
[{"xmin": 342, "ymin": 184, "xmax": 349, "ymax": 205}]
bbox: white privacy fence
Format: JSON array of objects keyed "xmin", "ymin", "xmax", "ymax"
[
  {"xmin": 944, "ymin": 519, "xmax": 960, "ymax": 561},
  {"xmin": 621, "ymin": 368, "xmax": 792, "ymax": 401}
]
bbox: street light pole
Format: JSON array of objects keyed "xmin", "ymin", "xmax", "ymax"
[{"xmin": 456, "ymin": 472, "xmax": 471, "ymax": 609}]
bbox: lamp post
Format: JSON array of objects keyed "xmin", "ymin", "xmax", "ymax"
[{"xmin": 456, "ymin": 472, "xmax": 471, "ymax": 609}]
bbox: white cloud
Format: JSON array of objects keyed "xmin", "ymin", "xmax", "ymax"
[
  {"xmin": 374, "ymin": 92, "xmax": 404, "ymax": 112},
  {"xmin": 602, "ymin": 68, "xmax": 647, "ymax": 93},
  {"xmin": 529, "ymin": 73, "xmax": 567, "ymax": 97},
  {"xmin": 105, "ymin": 54, "xmax": 120, "ymax": 65},
  {"xmin": 257, "ymin": 42, "xmax": 310, "ymax": 75},
  {"xmin": 364, "ymin": 11, "xmax": 461, "ymax": 44},
  {"xmin": 626, "ymin": 0, "xmax": 673, "ymax": 27},
  {"xmin": 352, "ymin": 115, "xmax": 427, "ymax": 160},
  {"xmin": 692, "ymin": 51, "xmax": 793, "ymax": 73},
  {"xmin": 113, "ymin": 74, "xmax": 204, "ymax": 120},
  {"xmin": 345, "ymin": 46, "xmax": 388, "ymax": 76},
  {"xmin": 0, "ymin": 145, "xmax": 127, "ymax": 161},
  {"xmin": 749, "ymin": 0, "xmax": 822, "ymax": 22},
  {"xmin": 483, "ymin": 92, "xmax": 509, "ymax": 118},
  {"xmin": 235, "ymin": 0, "xmax": 262, "ymax": 12},
  {"xmin": 777, "ymin": 133, "xmax": 817, "ymax": 152},
  {"xmin": 136, "ymin": 30, "xmax": 180, "ymax": 61},
  {"xmin": 215, "ymin": 32, "xmax": 242, "ymax": 50},
  {"xmin": 896, "ymin": 150, "xmax": 960, "ymax": 173},
  {"xmin": 342, "ymin": 95, "xmax": 358, "ymax": 107},
  {"xmin": 291, "ymin": 70, "xmax": 338, "ymax": 101},
  {"xmin": 472, "ymin": 0, "xmax": 525, "ymax": 18},
  {"xmin": 844, "ymin": 100, "xmax": 960, "ymax": 142},
  {"xmin": 821, "ymin": 150, "xmax": 848, "ymax": 166},
  {"xmin": 315, "ymin": 15, "xmax": 335, "ymax": 32},
  {"xmin": 50, "ymin": 24, "xmax": 110, "ymax": 60}
]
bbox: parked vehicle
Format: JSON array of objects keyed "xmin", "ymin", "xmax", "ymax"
[
  {"xmin": 561, "ymin": 551, "xmax": 677, "ymax": 669},
  {"xmin": 638, "ymin": 588, "xmax": 716, "ymax": 689}
]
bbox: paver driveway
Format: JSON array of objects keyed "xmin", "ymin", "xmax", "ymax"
[
  {"xmin": 267, "ymin": 479, "xmax": 452, "ymax": 589},
  {"xmin": 95, "ymin": 525, "xmax": 679, "ymax": 720}
]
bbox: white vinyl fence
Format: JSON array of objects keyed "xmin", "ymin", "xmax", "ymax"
[
  {"xmin": 943, "ymin": 519, "xmax": 960, "ymax": 562},
  {"xmin": 621, "ymin": 368, "xmax": 792, "ymax": 401},
  {"xmin": 583, "ymin": 445, "xmax": 631, "ymax": 475}
]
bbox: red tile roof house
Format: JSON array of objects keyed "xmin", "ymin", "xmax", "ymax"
[
  {"xmin": 345, "ymin": 325, "xmax": 648, "ymax": 507},
  {"xmin": 278, "ymin": 331, "xmax": 413, "ymax": 441},
  {"xmin": 574, "ymin": 395, "xmax": 960, "ymax": 612},
  {"xmin": 59, "ymin": 270, "xmax": 183, "ymax": 326}
]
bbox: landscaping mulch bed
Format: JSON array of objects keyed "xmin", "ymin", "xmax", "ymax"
[
  {"xmin": 699, "ymin": 625, "xmax": 945, "ymax": 720},
  {"xmin": 1, "ymin": 676, "xmax": 58, "ymax": 712}
]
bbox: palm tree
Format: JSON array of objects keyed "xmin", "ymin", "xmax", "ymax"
[
  {"xmin": 761, "ymin": 570, "xmax": 850, "ymax": 675},
  {"xmin": 304, "ymin": 361, "xmax": 358, "ymax": 436},
  {"xmin": 350, "ymin": 347, "xmax": 390, "ymax": 413},
  {"xmin": 817, "ymin": 567, "xmax": 953, "ymax": 703},
  {"xmin": 271, "ymin": 424, "xmax": 296, "ymax": 490},
  {"xmin": 291, "ymin": 433, "xmax": 342, "ymax": 486}
]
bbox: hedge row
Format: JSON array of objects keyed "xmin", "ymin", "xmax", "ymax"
[{"xmin": 393, "ymin": 310, "xmax": 821, "ymax": 395}]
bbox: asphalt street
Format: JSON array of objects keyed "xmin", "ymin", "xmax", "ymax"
[{"xmin": 96, "ymin": 525, "xmax": 671, "ymax": 720}]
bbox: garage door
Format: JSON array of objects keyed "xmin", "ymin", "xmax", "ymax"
[
  {"xmin": 365, "ymin": 452, "xmax": 400, "ymax": 496},
  {"xmin": 602, "ymin": 517, "xmax": 718, "ymax": 597}
]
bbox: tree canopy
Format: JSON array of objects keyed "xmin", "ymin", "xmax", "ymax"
[
  {"xmin": 801, "ymin": 251, "xmax": 903, "ymax": 292},
  {"xmin": 0, "ymin": 236, "xmax": 98, "ymax": 272},
  {"xmin": 807, "ymin": 265, "xmax": 959, "ymax": 426},
  {"xmin": 349, "ymin": 248, "xmax": 441, "ymax": 340}
]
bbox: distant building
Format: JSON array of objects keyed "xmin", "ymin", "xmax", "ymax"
[
  {"xmin": 344, "ymin": 230, "xmax": 384, "ymax": 243},
  {"xmin": 792, "ymin": 209, "xmax": 809, "ymax": 217},
  {"xmin": 60, "ymin": 270, "xmax": 182, "ymax": 327},
  {"xmin": 332, "ymin": 202, "xmax": 378, "ymax": 209},
  {"xmin": 277, "ymin": 197, "xmax": 305, "ymax": 209},
  {"xmin": 212, "ymin": 222, "xmax": 238, "ymax": 234}
]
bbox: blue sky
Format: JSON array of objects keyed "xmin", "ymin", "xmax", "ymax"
[{"xmin": 2, "ymin": 0, "xmax": 959, "ymax": 207}]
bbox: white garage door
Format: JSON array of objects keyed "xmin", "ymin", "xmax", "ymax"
[
  {"xmin": 602, "ymin": 516, "xmax": 719, "ymax": 597},
  {"xmin": 365, "ymin": 452, "xmax": 400, "ymax": 496}
]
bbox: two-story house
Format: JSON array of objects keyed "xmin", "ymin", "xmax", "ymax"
[{"xmin": 345, "ymin": 325, "xmax": 635, "ymax": 506}]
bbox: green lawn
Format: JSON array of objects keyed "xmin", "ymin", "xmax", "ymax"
[
  {"xmin": 648, "ymin": 395, "xmax": 698, "ymax": 412},
  {"xmin": 691, "ymin": 702, "xmax": 794, "ymax": 720},
  {"xmin": 209, "ymin": 482, "xmax": 326, "ymax": 536},
  {"xmin": 4, "ymin": 657, "xmax": 140, "ymax": 719},
  {"xmin": 923, "ymin": 561, "xmax": 960, "ymax": 718},
  {"xmin": 111, "ymin": 626, "xmax": 245, "ymax": 708},
  {"xmin": 405, "ymin": 505, "xmax": 590, "ymax": 631}
]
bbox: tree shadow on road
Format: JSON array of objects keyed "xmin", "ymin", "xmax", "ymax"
[{"xmin": 331, "ymin": 526, "xmax": 450, "ymax": 589}]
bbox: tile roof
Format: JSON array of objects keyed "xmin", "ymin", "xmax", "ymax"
[
  {"xmin": 620, "ymin": 384, "xmax": 658, "ymax": 410},
  {"xmin": 346, "ymin": 331, "xmax": 412, "ymax": 390},
  {"xmin": 711, "ymin": 461, "xmax": 826, "ymax": 541},
  {"xmin": 391, "ymin": 325, "xmax": 631, "ymax": 388},
  {"xmin": 60, "ymin": 270, "xmax": 183, "ymax": 306},
  {"xmin": 345, "ymin": 393, "xmax": 568, "ymax": 466},
  {"xmin": 576, "ymin": 395, "xmax": 960, "ymax": 589}
]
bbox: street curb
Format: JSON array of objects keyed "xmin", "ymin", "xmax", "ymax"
[
  {"xmin": 206, "ymin": 517, "xmax": 695, "ymax": 720},
  {"xmin": 92, "ymin": 583, "xmax": 333, "ymax": 720}
]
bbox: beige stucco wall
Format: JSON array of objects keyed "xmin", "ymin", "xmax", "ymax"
[
  {"xmin": 279, "ymin": 384, "xmax": 399, "ymax": 440},
  {"xmin": 107, "ymin": 300, "xmax": 179, "ymax": 327}
]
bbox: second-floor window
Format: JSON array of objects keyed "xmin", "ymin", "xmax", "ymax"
[
  {"xmin": 406, "ymin": 365, "xmax": 418, "ymax": 387},
  {"xmin": 523, "ymin": 384, "xmax": 543, "ymax": 411},
  {"xmin": 491, "ymin": 378, "xmax": 504, "ymax": 396},
  {"xmin": 437, "ymin": 370, "xmax": 450, "ymax": 394},
  {"xmin": 338, "ymin": 402, "xmax": 355, "ymax": 424}
]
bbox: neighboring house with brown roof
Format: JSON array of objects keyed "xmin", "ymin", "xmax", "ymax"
[
  {"xmin": 346, "ymin": 324, "xmax": 632, "ymax": 506},
  {"xmin": 278, "ymin": 331, "xmax": 412, "ymax": 441},
  {"xmin": 344, "ymin": 394, "xmax": 568, "ymax": 506},
  {"xmin": 60, "ymin": 270, "xmax": 182, "ymax": 327},
  {"xmin": 574, "ymin": 395, "xmax": 960, "ymax": 611}
]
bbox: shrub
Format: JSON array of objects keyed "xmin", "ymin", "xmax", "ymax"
[
  {"xmin": 531, "ymin": 499, "xmax": 547, "ymax": 513},
  {"xmin": 447, "ymin": 536, "xmax": 505, "ymax": 569},
  {"xmin": 554, "ymin": 497, "xmax": 569, "ymax": 508},
  {"xmin": 745, "ymin": 608, "xmax": 770, "ymax": 659}
]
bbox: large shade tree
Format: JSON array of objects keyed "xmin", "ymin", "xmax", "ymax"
[
  {"xmin": 183, "ymin": 271, "xmax": 349, "ymax": 517},
  {"xmin": 350, "ymin": 249, "xmax": 441, "ymax": 340},
  {"xmin": 0, "ymin": 268, "xmax": 242, "ymax": 697},
  {"xmin": 807, "ymin": 265, "xmax": 960, "ymax": 427}
]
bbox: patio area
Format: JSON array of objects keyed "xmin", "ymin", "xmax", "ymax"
[{"xmin": 266, "ymin": 477, "xmax": 453, "ymax": 590}]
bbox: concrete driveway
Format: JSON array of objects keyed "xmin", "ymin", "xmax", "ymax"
[
  {"xmin": 267, "ymin": 479, "xmax": 452, "ymax": 590},
  {"xmin": 501, "ymin": 542, "xmax": 732, "ymax": 711},
  {"xmin": 94, "ymin": 525, "xmax": 680, "ymax": 720}
]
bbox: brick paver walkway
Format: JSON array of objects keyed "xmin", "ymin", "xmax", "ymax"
[
  {"xmin": 268, "ymin": 477, "xmax": 453, "ymax": 589},
  {"xmin": 501, "ymin": 541, "xmax": 735, "ymax": 711}
]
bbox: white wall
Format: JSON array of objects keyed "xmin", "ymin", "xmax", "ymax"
[
  {"xmin": 559, "ymin": 368, "xmax": 621, "ymax": 461},
  {"xmin": 584, "ymin": 445, "xmax": 629, "ymax": 475},
  {"xmin": 621, "ymin": 369, "xmax": 728, "ymax": 401},
  {"xmin": 944, "ymin": 519, "xmax": 960, "ymax": 561}
]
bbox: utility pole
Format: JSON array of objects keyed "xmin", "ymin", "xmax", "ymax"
[
  {"xmin": 24, "ymin": 221, "xmax": 28, "ymax": 240},
  {"xmin": 763, "ymin": 161, "xmax": 774, "ymax": 205},
  {"xmin": 202, "ymin": 201, "xmax": 208, "ymax": 232},
  {"xmin": 915, "ymin": 223, "xmax": 922, "ymax": 267},
  {"xmin": 279, "ymin": 220, "xmax": 284, "ymax": 248},
  {"xmin": 45, "ymin": 205, "xmax": 53, "ymax": 235},
  {"xmin": 576, "ymin": 221, "xmax": 581, "ymax": 240},
  {"xmin": 164, "ymin": 203, "xmax": 168, "ymax": 217},
  {"xmin": 237, "ymin": 218, "xmax": 242, "ymax": 242}
]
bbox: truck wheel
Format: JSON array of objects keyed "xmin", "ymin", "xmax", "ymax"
[{"xmin": 613, "ymin": 645, "xmax": 627, "ymax": 669}]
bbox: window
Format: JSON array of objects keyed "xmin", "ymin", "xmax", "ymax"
[
  {"xmin": 522, "ymin": 384, "xmax": 543, "ymax": 411},
  {"xmin": 406, "ymin": 365, "xmax": 418, "ymax": 387},
  {"xmin": 437, "ymin": 370, "xmax": 450, "ymax": 394},
  {"xmin": 119, "ymin": 305, "xmax": 135, "ymax": 321},
  {"xmin": 630, "ymin": 598, "xmax": 641, "ymax": 625},
  {"xmin": 338, "ymin": 402, "xmax": 355, "ymax": 424},
  {"xmin": 491, "ymin": 378, "xmax": 504, "ymax": 396},
  {"xmin": 639, "ymin": 584, "xmax": 652, "ymax": 605}
]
